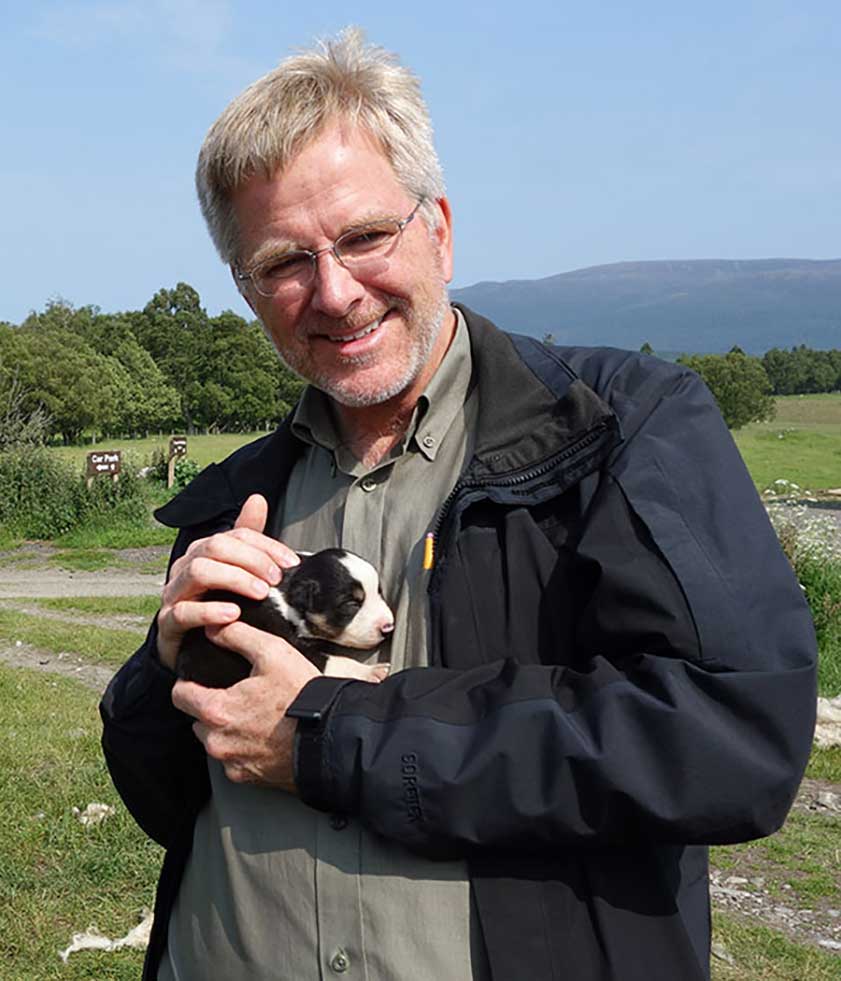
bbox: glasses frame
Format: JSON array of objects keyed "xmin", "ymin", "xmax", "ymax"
[{"xmin": 235, "ymin": 198, "xmax": 426, "ymax": 298}]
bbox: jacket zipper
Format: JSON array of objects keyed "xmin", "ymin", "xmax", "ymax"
[{"xmin": 425, "ymin": 421, "xmax": 613, "ymax": 571}]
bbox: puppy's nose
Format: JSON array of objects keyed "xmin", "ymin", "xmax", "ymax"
[{"xmin": 380, "ymin": 619, "xmax": 395, "ymax": 638}]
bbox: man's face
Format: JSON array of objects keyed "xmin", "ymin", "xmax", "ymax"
[{"xmin": 231, "ymin": 123, "xmax": 454, "ymax": 409}]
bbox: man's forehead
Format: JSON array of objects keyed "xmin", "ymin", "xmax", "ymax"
[{"xmin": 232, "ymin": 125, "xmax": 410, "ymax": 264}]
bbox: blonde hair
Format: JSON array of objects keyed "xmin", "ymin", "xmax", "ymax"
[{"xmin": 196, "ymin": 27, "xmax": 446, "ymax": 265}]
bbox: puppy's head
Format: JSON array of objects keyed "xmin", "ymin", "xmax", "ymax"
[{"xmin": 281, "ymin": 549, "xmax": 394, "ymax": 650}]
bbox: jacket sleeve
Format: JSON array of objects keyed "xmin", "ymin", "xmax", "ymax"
[
  {"xmin": 100, "ymin": 527, "xmax": 210, "ymax": 848},
  {"xmin": 288, "ymin": 365, "xmax": 818, "ymax": 857}
]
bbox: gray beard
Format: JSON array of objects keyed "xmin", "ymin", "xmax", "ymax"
[{"xmin": 270, "ymin": 291, "xmax": 451, "ymax": 409}]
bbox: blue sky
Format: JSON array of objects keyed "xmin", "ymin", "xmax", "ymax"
[{"xmin": 2, "ymin": 1, "xmax": 839, "ymax": 324}]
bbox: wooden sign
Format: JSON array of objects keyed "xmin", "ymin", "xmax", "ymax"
[
  {"xmin": 86, "ymin": 451, "xmax": 121, "ymax": 477},
  {"xmin": 169, "ymin": 436, "xmax": 187, "ymax": 459},
  {"xmin": 86, "ymin": 451, "xmax": 121, "ymax": 488},
  {"xmin": 167, "ymin": 436, "xmax": 188, "ymax": 489}
]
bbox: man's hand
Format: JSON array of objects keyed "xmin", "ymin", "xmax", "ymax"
[
  {"xmin": 156, "ymin": 493, "xmax": 299, "ymax": 671},
  {"xmin": 171, "ymin": 620, "xmax": 320, "ymax": 792}
]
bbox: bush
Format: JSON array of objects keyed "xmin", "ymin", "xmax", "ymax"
[
  {"xmin": 0, "ymin": 447, "xmax": 148, "ymax": 540},
  {"xmin": 144, "ymin": 452, "xmax": 201, "ymax": 493},
  {"xmin": 767, "ymin": 501, "xmax": 841, "ymax": 696},
  {"xmin": 173, "ymin": 457, "xmax": 201, "ymax": 491}
]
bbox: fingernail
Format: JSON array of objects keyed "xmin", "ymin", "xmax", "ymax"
[
  {"xmin": 281, "ymin": 554, "xmax": 301, "ymax": 568},
  {"xmin": 221, "ymin": 604, "xmax": 240, "ymax": 619},
  {"xmin": 253, "ymin": 579, "xmax": 269, "ymax": 598},
  {"xmin": 267, "ymin": 564, "xmax": 281, "ymax": 584}
]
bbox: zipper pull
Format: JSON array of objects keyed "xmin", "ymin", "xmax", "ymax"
[{"xmin": 423, "ymin": 532, "xmax": 435, "ymax": 570}]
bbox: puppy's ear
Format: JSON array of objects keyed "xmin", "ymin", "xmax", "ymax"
[{"xmin": 285, "ymin": 574, "xmax": 322, "ymax": 613}]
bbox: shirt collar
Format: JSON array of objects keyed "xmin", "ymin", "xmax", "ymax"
[{"xmin": 291, "ymin": 306, "xmax": 472, "ymax": 465}]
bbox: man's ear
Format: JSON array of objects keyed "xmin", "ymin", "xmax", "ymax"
[
  {"xmin": 432, "ymin": 197, "xmax": 454, "ymax": 284},
  {"xmin": 286, "ymin": 574, "xmax": 321, "ymax": 613},
  {"xmin": 230, "ymin": 265, "xmax": 257, "ymax": 316}
]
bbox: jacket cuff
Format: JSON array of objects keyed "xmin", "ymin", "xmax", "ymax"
[{"xmin": 287, "ymin": 676, "xmax": 356, "ymax": 812}]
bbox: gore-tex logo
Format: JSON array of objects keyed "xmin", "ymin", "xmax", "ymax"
[{"xmin": 401, "ymin": 753, "xmax": 423, "ymax": 823}]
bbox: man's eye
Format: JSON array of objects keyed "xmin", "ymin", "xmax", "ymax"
[
  {"xmin": 340, "ymin": 226, "xmax": 395, "ymax": 255},
  {"xmin": 260, "ymin": 253, "xmax": 309, "ymax": 280}
]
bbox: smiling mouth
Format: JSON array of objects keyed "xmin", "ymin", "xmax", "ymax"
[{"xmin": 323, "ymin": 315, "xmax": 385, "ymax": 344}]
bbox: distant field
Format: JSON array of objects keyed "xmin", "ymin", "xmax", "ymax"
[
  {"xmin": 44, "ymin": 393, "xmax": 841, "ymax": 495},
  {"xmin": 733, "ymin": 393, "xmax": 841, "ymax": 494},
  {"xmin": 49, "ymin": 431, "xmax": 270, "ymax": 472}
]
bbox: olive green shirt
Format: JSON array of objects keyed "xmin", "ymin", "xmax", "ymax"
[{"xmin": 160, "ymin": 310, "xmax": 490, "ymax": 980}]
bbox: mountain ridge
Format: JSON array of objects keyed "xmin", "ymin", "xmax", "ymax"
[{"xmin": 450, "ymin": 258, "xmax": 841, "ymax": 353}]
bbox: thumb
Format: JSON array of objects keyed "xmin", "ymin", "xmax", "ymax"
[{"xmin": 235, "ymin": 493, "xmax": 268, "ymax": 534}]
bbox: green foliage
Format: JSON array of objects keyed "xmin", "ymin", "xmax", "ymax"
[
  {"xmin": 0, "ymin": 370, "xmax": 51, "ymax": 450},
  {"xmin": 0, "ymin": 447, "xmax": 147, "ymax": 540},
  {"xmin": 0, "ymin": 666, "xmax": 160, "ymax": 980},
  {"xmin": 173, "ymin": 456, "xmax": 202, "ymax": 491},
  {"xmin": 678, "ymin": 350, "xmax": 776, "ymax": 429},
  {"xmin": 4, "ymin": 285, "xmax": 305, "ymax": 444},
  {"xmin": 763, "ymin": 345, "xmax": 841, "ymax": 396},
  {"xmin": 767, "ymin": 502, "xmax": 841, "ymax": 696}
]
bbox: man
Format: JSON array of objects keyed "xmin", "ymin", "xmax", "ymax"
[{"xmin": 101, "ymin": 28, "xmax": 817, "ymax": 981}]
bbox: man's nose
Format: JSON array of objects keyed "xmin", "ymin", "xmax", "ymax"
[{"xmin": 309, "ymin": 250, "xmax": 366, "ymax": 317}]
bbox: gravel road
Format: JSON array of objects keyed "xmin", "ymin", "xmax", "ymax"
[{"xmin": 0, "ymin": 568, "xmax": 165, "ymax": 598}]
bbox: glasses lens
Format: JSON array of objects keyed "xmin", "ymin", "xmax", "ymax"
[
  {"xmin": 336, "ymin": 221, "xmax": 401, "ymax": 265},
  {"xmin": 253, "ymin": 252, "xmax": 313, "ymax": 295}
]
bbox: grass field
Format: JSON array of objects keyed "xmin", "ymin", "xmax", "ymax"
[
  {"xmin": 733, "ymin": 393, "xmax": 841, "ymax": 493},
  {"xmin": 44, "ymin": 393, "xmax": 841, "ymax": 497},
  {"xmin": 49, "ymin": 431, "xmax": 271, "ymax": 473},
  {"xmin": 0, "ymin": 665, "xmax": 160, "ymax": 980}
]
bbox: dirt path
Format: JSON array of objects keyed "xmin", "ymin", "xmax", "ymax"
[
  {"xmin": 0, "ymin": 544, "xmax": 167, "ymax": 598},
  {"xmin": 0, "ymin": 641, "xmax": 116, "ymax": 692}
]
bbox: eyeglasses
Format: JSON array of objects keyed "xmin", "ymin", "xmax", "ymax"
[{"xmin": 235, "ymin": 199, "xmax": 425, "ymax": 298}]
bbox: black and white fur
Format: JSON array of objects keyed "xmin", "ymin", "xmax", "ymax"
[{"xmin": 177, "ymin": 548, "xmax": 394, "ymax": 688}]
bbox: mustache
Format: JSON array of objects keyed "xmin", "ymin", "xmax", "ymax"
[{"xmin": 298, "ymin": 300, "xmax": 408, "ymax": 339}]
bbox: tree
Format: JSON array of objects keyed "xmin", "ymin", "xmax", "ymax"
[
  {"xmin": 6, "ymin": 328, "xmax": 129, "ymax": 444},
  {"xmin": 639, "ymin": 342, "xmax": 654, "ymax": 356},
  {"xmin": 677, "ymin": 351, "xmax": 775, "ymax": 430}
]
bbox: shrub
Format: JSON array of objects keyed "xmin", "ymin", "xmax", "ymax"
[
  {"xmin": 143, "ymin": 452, "xmax": 201, "ymax": 493},
  {"xmin": 0, "ymin": 447, "xmax": 147, "ymax": 540},
  {"xmin": 173, "ymin": 457, "xmax": 202, "ymax": 491},
  {"xmin": 767, "ymin": 500, "xmax": 841, "ymax": 696}
]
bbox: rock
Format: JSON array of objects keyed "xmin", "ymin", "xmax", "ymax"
[{"xmin": 711, "ymin": 942, "xmax": 734, "ymax": 965}]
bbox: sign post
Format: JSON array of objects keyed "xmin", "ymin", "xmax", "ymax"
[
  {"xmin": 86, "ymin": 451, "xmax": 121, "ymax": 489},
  {"xmin": 167, "ymin": 436, "xmax": 188, "ymax": 489}
]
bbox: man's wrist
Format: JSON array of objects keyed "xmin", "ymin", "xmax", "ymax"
[{"xmin": 287, "ymin": 676, "xmax": 356, "ymax": 812}]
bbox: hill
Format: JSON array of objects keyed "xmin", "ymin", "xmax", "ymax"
[{"xmin": 450, "ymin": 258, "xmax": 841, "ymax": 353}]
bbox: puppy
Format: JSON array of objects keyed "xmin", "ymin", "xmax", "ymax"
[{"xmin": 177, "ymin": 548, "xmax": 394, "ymax": 688}]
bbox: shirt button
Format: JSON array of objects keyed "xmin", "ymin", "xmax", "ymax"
[
  {"xmin": 360, "ymin": 477, "xmax": 377, "ymax": 492},
  {"xmin": 329, "ymin": 813, "xmax": 348, "ymax": 830},
  {"xmin": 330, "ymin": 949, "xmax": 350, "ymax": 973},
  {"xmin": 422, "ymin": 434, "xmax": 436, "ymax": 449}
]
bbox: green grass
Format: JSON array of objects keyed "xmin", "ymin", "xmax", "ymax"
[
  {"xmin": 0, "ymin": 609, "xmax": 144, "ymax": 667},
  {"xmin": 53, "ymin": 521, "xmax": 174, "ymax": 550},
  {"xmin": 806, "ymin": 746, "xmax": 841, "ymax": 783},
  {"xmin": 711, "ymin": 808, "xmax": 841, "ymax": 906},
  {"xmin": 37, "ymin": 547, "xmax": 166, "ymax": 574},
  {"xmin": 711, "ymin": 912, "xmax": 841, "ymax": 980},
  {"xmin": 49, "ymin": 431, "xmax": 266, "ymax": 472},
  {"xmin": 0, "ymin": 665, "xmax": 161, "ymax": 980},
  {"xmin": 33, "ymin": 596, "xmax": 161, "ymax": 618},
  {"xmin": 733, "ymin": 393, "xmax": 841, "ymax": 493}
]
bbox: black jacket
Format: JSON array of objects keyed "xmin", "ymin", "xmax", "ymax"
[{"xmin": 101, "ymin": 306, "xmax": 817, "ymax": 981}]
